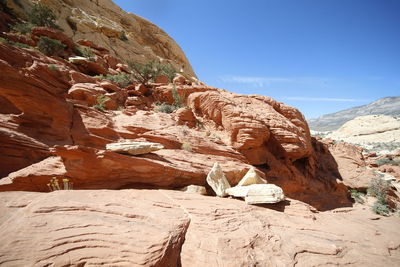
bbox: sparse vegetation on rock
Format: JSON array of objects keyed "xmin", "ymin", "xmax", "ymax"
[
  {"xmin": 75, "ymin": 46, "xmax": 95, "ymax": 60},
  {"xmin": 28, "ymin": 3, "xmax": 61, "ymax": 30},
  {"xmin": 97, "ymin": 73, "xmax": 131, "ymax": 87},
  {"xmin": 93, "ymin": 95, "xmax": 110, "ymax": 112},
  {"xmin": 129, "ymin": 61, "xmax": 176, "ymax": 85},
  {"xmin": 368, "ymin": 178, "xmax": 392, "ymax": 216},
  {"xmin": 37, "ymin": 36, "xmax": 65, "ymax": 56}
]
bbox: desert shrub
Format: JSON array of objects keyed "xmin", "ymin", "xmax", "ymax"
[
  {"xmin": 350, "ymin": 189, "xmax": 365, "ymax": 204},
  {"xmin": 37, "ymin": 36, "xmax": 65, "ymax": 56},
  {"xmin": 12, "ymin": 22, "xmax": 35, "ymax": 34},
  {"xmin": 48, "ymin": 64, "xmax": 58, "ymax": 71},
  {"xmin": 47, "ymin": 177, "xmax": 73, "ymax": 191},
  {"xmin": 368, "ymin": 178, "xmax": 392, "ymax": 216},
  {"xmin": 129, "ymin": 61, "xmax": 177, "ymax": 85},
  {"xmin": 162, "ymin": 63, "xmax": 176, "ymax": 82},
  {"xmin": 172, "ymin": 85, "xmax": 184, "ymax": 107},
  {"xmin": 181, "ymin": 142, "xmax": 192, "ymax": 152},
  {"xmin": 155, "ymin": 102, "xmax": 177, "ymax": 114},
  {"xmin": 28, "ymin": 3, "xmax": 61, "ymax": 30},
  {"xmin": 0, "ymin": 37, "xmax": 32, "ymax": 48},
  {"xmin": 75, "ymin": 46, "xmax": 95, "ymax": 60},
  {"xmin": 372, "ymin": 201, "xmax": 391, "ymax": 216},
  {"xmin": 375, "ymin": 158, "xmax": 400, "ymax": 166},
  {"xmin": 367, "ymin": 178, "xmax": 390, "ymax": 200},
  {"xmin": 93, "ymin": 95, "xmax": 110, "ymax": 112},
  {"xmin": 119, "ymin": 31, "xmax": 128, "ymax": 41},
  {"xmin": 98, "ymin": 73, "xmax": 131, "ymax": 88}
]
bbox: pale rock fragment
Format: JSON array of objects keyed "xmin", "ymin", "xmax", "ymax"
[
  {"xmin": 236, "ymin": 167, "xmax": 267, "ymax": 186},
  {"xmin": 106, "ymin": 141, "xmax": 164, "ymax": 155},
  {"xmin": 206, "ymin": 163, "xmax": 231, "ymax": 197},
  {"xmin": 244, "ymin": 184, "xmax": 285, "ymax": 204},
  {"xmin": 182, "ymin": 185, "xmax": 208, "ymax": 195}
]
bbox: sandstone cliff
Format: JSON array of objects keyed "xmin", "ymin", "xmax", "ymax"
[{"xmin": 5, "ymin": 0, "xmax": 196, "ymax": 78}]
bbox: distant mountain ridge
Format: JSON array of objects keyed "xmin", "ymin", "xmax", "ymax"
[{"xmin": 307, "ymin": 96, "xmax": 400, "ymax": 131}]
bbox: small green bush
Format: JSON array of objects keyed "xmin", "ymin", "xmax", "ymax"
[
  {"xmin": 0, "ymin": 37, "xmax": 32, "ymax": 49},
  {"xmin": 350, "ymin": 189, "xmax": 365, "ymax": 204},
  {"xmin": 48, "ymin": 64, "xmax": 58, "ymax": 71},
  {"xmin": 28, "ymin": 3, "xmax": 61, "ymax": 30},
  {"xmin": 368, "ymin": 178, "xmax": 392, "ymax": 216},
  {"xmin": 162, "ymin": 63, "xmax": 176, "ymax": 82},
  {"xmin": 129, "ymin": 61, "xmax": 176, "ymax": 85},
  {"xmin": 155, "ymin": 103, "xmax": 178, "ymax": 114},
  {"xmin": 172, "ymin": 85, "xmax": 184, "ymax": 108},
  {"xmin": 372, "ymin": 201, "xmax": 391, "ymax": 216},
  {"xmin": 367, "ymin": 178, "xmax": 390, "ymax": 201},
  {"xmin": 37, "ymin": 36, "xmax": 65, "ymax": 56},
  {"xmin": 98, "ymin": 73, "xmax": 131, "ymax": 88},
  {"xmin": 75, "ymin": 46, "xmax": 95, "ymax": 60},
  {"xmin": 93, "ymin": 95, "xmax": 110, "ymax": 112},
  {"xmin": 12, "ymin": 22, "xmax": 35, "ymax": 34},
  {"xmin": 119, "ymin": 31, "xmax": 128, "ymax": 41}
]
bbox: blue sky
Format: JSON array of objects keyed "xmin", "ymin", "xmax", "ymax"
[{"xmin": 113, "ymin": 0, "xmax": 400, "ymax": 118}]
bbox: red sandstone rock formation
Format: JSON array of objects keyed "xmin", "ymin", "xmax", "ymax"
[{"xmin": 0, "ymin": 38, "xmax": 356, "ymax": 209}]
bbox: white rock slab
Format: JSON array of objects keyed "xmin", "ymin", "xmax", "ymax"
[
  {"xmin": 237, "ymin": 167, "xmax": 267, "ymax": 186},
  {"xmin": 206, "ymin": 163, "xmax": 231, "ymax": 197},
  {"xmin": 244, "ymin": 184, "xmax": 285, "ymax": 204},
  {"xmin": 106, "ymin": 141, "xmax": 164, "ymax": 155}
]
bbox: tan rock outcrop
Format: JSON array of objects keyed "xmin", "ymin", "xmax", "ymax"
[
  {"xmin": 327, "ymin": 115, "xmax": 400, "ymax": 144},
  {"xmin": 12, "ymin": 0, "xmax": 197, "ymax": 78}
]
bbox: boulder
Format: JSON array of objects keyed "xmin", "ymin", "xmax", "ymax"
[
  {"xmin": 173, "ymin": 74, "xmax": 186, "ymax": 85},
  {"xmin": 206, "ymin": 163, "xmax": 231, "ymax": 197},
  {"xmin": 226, "ymin": 184, "xmax": 285, "ymax": 204},
  {"xmin": 106, "ymin": 141, "xmax": 164, "ymax": 155},
  {"xmin": 155, "ymin": 75, "xmax": 169, "ymax": 84},
  {"xmin": 236, "ymin": 167, "xmax": 267, "ymax": 186},
  {"xmin": 182, "ymin": 185, "xmax": 207, "ymax": 195},
  {"xmin": 175, "ymin": 107, "xmax": 196, "ymax": 128},
  {"xmin": 69, "ymin": 56, "xmax": 108, "ymax": 75},
  {"xmin": 244, "ymin": 184, "xmax": 285, "ymax": 204}
]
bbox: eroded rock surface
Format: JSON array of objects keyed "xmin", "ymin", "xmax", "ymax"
[{"xmin": 1, "ymin": 189, "xmax": 399, "ymax": 266}]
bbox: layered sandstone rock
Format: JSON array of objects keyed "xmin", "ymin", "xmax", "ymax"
[
  {"xmin": 8, "ymin": 0, "xmax": 196, "ymax": 78},
  {"xmin": 1, "ymin": 189, "xmax": 399, "ymax": 266},
  {"xmin": 0, "ymin": 15, "xmax": 351, "ymax": 210}
]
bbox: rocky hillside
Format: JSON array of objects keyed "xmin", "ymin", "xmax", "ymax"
[
  {"xmin": 1, "ymin": 1, "xmax": 400, "ymax": 266},
  {"xmin": 4, "ymin": 0, "xmax": 196, "ymax": 78},
  {"xmin": 308, "ymin": 96, "xmax": 400, "ymax": 131}
]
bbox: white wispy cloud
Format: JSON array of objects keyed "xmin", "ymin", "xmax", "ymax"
[
  {"xmin": 219, "ymin": 75, "xmax": 331, "ymax": 87},
  {"xmin": 219, "ymin": 75, "xmax": 293, "ymax": 87},
  {"xmin": 283, "ymin": 97, "xmax": 364, "ymax": 102}
]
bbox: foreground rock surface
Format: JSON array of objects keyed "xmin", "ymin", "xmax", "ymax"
[{"xmin": 0, "ymin": 189, "xmax": 399, "ymax": 266}]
